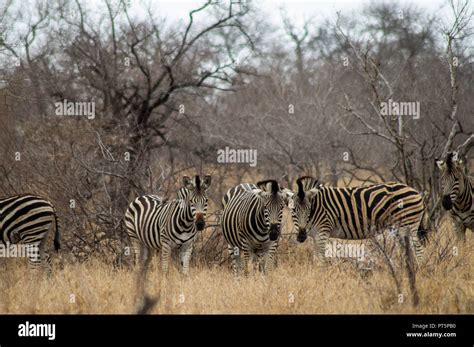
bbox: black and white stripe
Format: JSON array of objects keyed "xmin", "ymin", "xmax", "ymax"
[
  {"xmin": 287, "ymin": 176, "xmax": 426, "ymax": 265},
  {"xmin": 0, "ymin": 194, "xmax": 61, "ymax": 273},
  {"xmin": 221, "ymin": 180, "xmax": 291, "ymax": 275},
  {"xmin": 124, "ymin": 175, "xmax": 211, "ymax": 275},
  {"xmin": 436, "ymin": 151, "xmax": 473, "ymax": 241}
]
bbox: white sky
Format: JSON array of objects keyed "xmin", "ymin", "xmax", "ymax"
[
  {"xmin": 2, "ymin": 0, "xmax": 468, "ymax": 63},
  {"xmin": 2, "ymin": 0, "xmax": 458, "ymax": 33},
  {"xmin": 149, "ymin": 0, "xmax": 448, "ymax": 23}
]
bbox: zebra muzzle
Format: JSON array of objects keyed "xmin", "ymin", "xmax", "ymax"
[
  {"xmin": 442, "ymin": 195, "xmax": 453, "ymax": 210},
  {"xmin": 195, "ymin": 214, "xmax": 205, "ymax": 231},
  {"xmin": 269, "ymin": 224, "xmax": 280, "ymax": 241},
  {"xmin": 297, "ymin": 229, "xmax": 307, "ymax": 243}
]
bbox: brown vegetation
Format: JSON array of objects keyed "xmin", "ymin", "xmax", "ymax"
[{"xmin": 0, "ymin": 214, "xmax": 471, "ymax": 314}]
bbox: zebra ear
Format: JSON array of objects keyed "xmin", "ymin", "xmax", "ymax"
[
  {"xmin": 457, "ymin": 156, "xmax": 468, "ymax": 173},
  {"xmin": 435, "ymin": 160, "xmax": 444, "ymax": 170},
  {"xmin": 282, "ymin": 188, "xmax": 294, "ymax": 197},
  {"xmin": 296, "ymin": 176, "xmax": 318, "ymax": 191},
  {"xmin": 281, "ymin": 188, "xmax": 294, "ymax": 206},
  {"xmin": 256, "ymin": 179, "xmax": 279, "ymax": 194},
  {"xmin": 183, "ymin": 176, "xmax": 195, "ymax": 191},
  {"xmin": 201, "ymin": 175, "xmax": 212, "ymax": 190}
]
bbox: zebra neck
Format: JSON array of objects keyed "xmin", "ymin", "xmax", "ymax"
[
  {"xmin": 176, "ymin": 200, "xmax": 195, "ymax": 229},
  {"xmin": 253, "ymin": 200, "xmax": 268, "ymax": 230},
  {"xmin": 455, "ymin": 176, "xmax": 473, "ymax": 212},
  {"xmin": 310, "ymin": 189, "xmax": 332, "ymax": 226}
]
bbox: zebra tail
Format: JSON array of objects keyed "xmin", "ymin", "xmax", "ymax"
[
  {"xmin": 416, "ymin": 209, "xmax": 429, "ymax": 245},
  {"xmin": 53, "ymin": 208, "xmax": 61, "ymax": 251}
]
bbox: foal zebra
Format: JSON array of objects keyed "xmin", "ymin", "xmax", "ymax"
[
  {"xmin": 221, "ymin": 180, "xmax": 291, "ymax": 275},
  {"xmin": 0, "ymin": 195, "xmax": 61, "ymax": 273},
  {"xmin": 436, "ymin": 151, "xmax": 473, "ymax": 241},
  {"xmin": 287, "ymin": 176, "xmax": 426, "ymax": 265},
  {"xmin": 124, "ymin": 175, "xmax": 211, "ymax": 275}
]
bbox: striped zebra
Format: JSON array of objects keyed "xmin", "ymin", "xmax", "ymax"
[
  {"xmin": 221, "ymin": 180, "xmax": 291, "ymax": 276},
  {"xmin": 0, "ymin": 194, "xmax": 61, "ymax": 274},
  {"xmin": 124, "ymin": 175, "xmax": 211, "ymax": 275},
  {"xmin": 287, "ymin": 176, "xmax": 426, "ymax": 265},
  {"xmin": 436, "ymin": 151, "xmax": 473, "ymax": 241}
]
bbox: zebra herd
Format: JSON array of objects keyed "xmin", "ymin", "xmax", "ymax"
[{"xmin": 0, "ymin": 151, "xmax": 472, "ymax": 275}]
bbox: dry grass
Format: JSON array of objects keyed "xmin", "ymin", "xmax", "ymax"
[{"xmin": 0, "ymin": 216, "xmax": 472, "ymax": 314}]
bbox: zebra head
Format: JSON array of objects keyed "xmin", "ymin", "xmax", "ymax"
[
  {"xmin": 436, "ymin": 151, "xmax": 467, "ymax": 210},
  {"xmin": 182, "ymin": 175, "xmax": 212, "ymax": 231},
  {"xmin": 288, "ymin": 176, "xmax": 319, "ymax": 243},
  {"xmin": 252, "ymin": 179, "xmax": 290, "ymax": 241}
]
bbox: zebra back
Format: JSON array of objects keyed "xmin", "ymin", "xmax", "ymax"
[
  {"xmin": 311, "ymin": 182, "xmax": 425, "ymax": 238},
  {"xmin": 222, "ymin": 183, "xmax": 257, "ymax": 208}
]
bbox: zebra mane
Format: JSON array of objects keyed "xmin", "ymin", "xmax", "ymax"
[
  {"xmin": 256, "ymin": 180, "xmax": 279, "ymax": 194},
  {"xmin": 296, "ymin": 176, "xmax": 318, "ymax": 200},
  {"xmin": 195, "ymin": 175, "xmax": 201, "ymax": 191},
  {"xmin": 446, "ymin": 152, "xmax": 454, "ymax": 172}
]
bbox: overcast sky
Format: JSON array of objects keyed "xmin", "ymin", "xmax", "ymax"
[{"xmin": 150, "ymin": 0, "xmax": 448, "ymax": 24}]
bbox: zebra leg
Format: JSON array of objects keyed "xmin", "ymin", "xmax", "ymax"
[
  {"xmin": 409, "ymin": 225, "xmax": 425, "ymax": 266},
  {"xmin": 310, "ymin": 236, "xmax": 318, "ymax": 264},
  {"xmin": 180, "ymin": 242, "xmax": 194, "ymax": 276},
  {"xmin": 161, "ymin": 242, "xmax": 172, "ymax": 274},
  {"xmin": 41, "ymin": 252, "xmax": 52, "ymax": 276},
  {"xmin": 452, "ymin": 220, "xmax": 466, "ymax": 242},
  {"xmin": 136, "ymin": 244, "xmax": 151, "ymax": 270},
  {"xmin": 315, "ymin": 230, "xmax": 330, "ymax": 267},
  {"xmin": 27, "ymin": 239, "xmax": 52, "ymax": 275},
  {"xmin": 263, "ymin": 242, "xmax": 278, "ymax": 274},
  {"xmin": 129, "ymin": 237, "xmax": 141, "ymax": 266},
  {"xmin": 254, "ymin": 253, "xmax": 262, "ymax": 273},
  {"xmin": 258, "ymin": 252, "xmax": 269, "ymax": 273},
  {"xmin": 228, "ymin": 245, "xmax": 241, "ymax": 276},
  {"xmin": 38, "ymin": 238, "xmax": 52, "ymax": 275},
  {"xmin": 262, "ymin": 253, "xmax": 273, "ymax": 275},
  {"xmin": 26, "ymin": 243, "xmax": 40, "ymax": 269},
  {"xmin": 134, "ymin": 245, "xmax": 152, "ymax": 308},
  {"xmin": 241, "ymin": 247, "xmax": 252, "ymax": 276}
]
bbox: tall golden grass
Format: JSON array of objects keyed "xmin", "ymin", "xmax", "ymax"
[{"xmin": 0, "ymin": 215, "xmax": 471, "ymax": 314}]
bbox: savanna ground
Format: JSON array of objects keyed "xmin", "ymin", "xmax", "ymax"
[{"xmin": 0, "ymin": 214, "xmax": 472, "ymax": 314}]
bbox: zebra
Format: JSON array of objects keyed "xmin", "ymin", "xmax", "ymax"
[
  {"xmin": 221, "ymin": 180, "xmax": 291, "ymax": 276},
  {"xmin": 436, "ymin": 151, "xmax": 473, "ymax": 241},
  {"xmin": 124, "ymin": 175, "xmax": 211, "ymax": 275},
  {"xmin": 287, "ymin": 176, "xmax": 426, "ymax": 266},
  {"xmin": 0, "ymin": 194, "xmax": 61, "ymax": 274}
]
